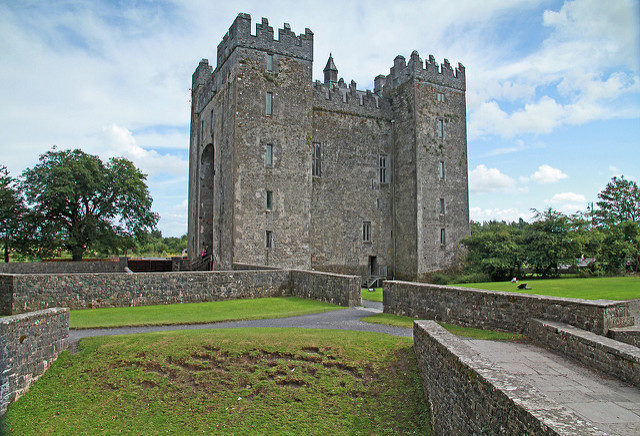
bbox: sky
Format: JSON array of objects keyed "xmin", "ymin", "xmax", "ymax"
[{"xmin": 0, "ymin": 0, "xmax": 638, "ymax": 236}]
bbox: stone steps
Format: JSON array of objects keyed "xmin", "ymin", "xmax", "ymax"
[
  {"xmin": 608, "ymin": 327, "xmax": 640, "ymax": 348},
  {"xmin": 607, "ymin": 308, "xmax": 640, "ymax": 348}
]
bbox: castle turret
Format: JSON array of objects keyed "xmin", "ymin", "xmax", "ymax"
[{"xmin": 323, "ymin": 53, "xmax": 338, "ymax": 84}]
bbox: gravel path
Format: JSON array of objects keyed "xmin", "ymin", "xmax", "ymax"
[{"xmin": 69, "ymin": 300, "xmax": 411, "ymax": 344}]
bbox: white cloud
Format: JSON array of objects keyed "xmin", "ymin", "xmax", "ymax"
[
  {"xmin": 469, "ymin": 164, "xmax": 515, "ymax": 193},
  {"xmin": 546, "ymin": 191, "xmax": 587, "ymax": 214},
  {"xmin": 470, "ymin": 207, "xmax": 533, "ymax": 223},
  {"xmin": 467, "ymin": 0, "xmax": 640, "ymax": 140},
  {"xmin": 530, "ymin": 164, "xmax": 568, "ymax": 184},
  {"xmin": 100, "ymin": 124, "xmax": 187, "ymax": 177}
]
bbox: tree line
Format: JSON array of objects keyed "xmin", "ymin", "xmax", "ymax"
[{"xmin": 453, "ymin": 176, "xmax": 640, "ymax": 283}]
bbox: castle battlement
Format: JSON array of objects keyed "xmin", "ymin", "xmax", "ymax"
[
  {"xmin": 313, "ymin": 80, "xmax": 383, "ymax": 112},
  {"xmin": 380, "ymin": 51, "xmax": 465, "ymax": 92},
  {"xmin": 216, "ymin": 13, "xmax": 314, "ymax": 69}
]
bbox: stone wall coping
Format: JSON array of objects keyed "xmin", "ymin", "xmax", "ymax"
[
  {"xmin": 290, "ymin": 269, "xmax": 359, "ymax": 280},
  {"xmin": 0, "ymin": 307, "xmax": 69, "ymax": 326},
  {"xmin": 531, "ymin": 318, "xmax": 640, "ymax": 364},
  {"xmin": 414, "ymin": 320, "xmax": 604, "ymax": 435},
  {"xmin": 387, "ymin": 280, "xmax": 627, "ymax": 308},
  {"xmin": 3, "ymin": 269, "xmax": 287, "ymax": 278}
]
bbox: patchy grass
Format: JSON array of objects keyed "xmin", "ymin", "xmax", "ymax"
[
  {"xmin": 361, "ymin": 313, "xmax": 524, "ymax": 341},
  {"xmin": 2, "ymin": 328, "xmax": 431, "ymax": 435},
  {"xmin": 361, "ymin": 313, "xmax": 414, "ymax": 328},
  {"xmin": 454, "ymin": 276, "xmax": 640, "ymax": 300},
  {"xmin": 361, "ymin": 287, "xmax": 383, "ymax": 302},
  {"xmin": 69, "ymin": 297, "xmax": 343, "ymax": 329}
]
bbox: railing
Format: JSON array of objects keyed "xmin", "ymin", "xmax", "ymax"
[{"xmin": 190, "ymin": 255, "xmax": 212, "ymax": 271}]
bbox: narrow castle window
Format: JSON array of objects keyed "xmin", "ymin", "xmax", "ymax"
[
  {"xmin": 437, "ymin": 119, "xmax": 444, "ymax": 139},
  {"xmin": 210, "ymin": 109, "xmax": 214, "ymax": 130},
  {"xmin": 437, "ymin": 92, "xmax": 445, "ymax": 102},
  {"xmin": 266, "ymin": 190, "xmax": 272, "ymax": 210},
  {"xmin": 439, "ymin": 161, "xmax": 445, "ymax": 180},
  {"xmin": 379, "ymin": 154, "xmax": 388, "ymax": 183},
  {"xmin": 440, "ymin": 198, "xmax": 445, "ymax": 214},
  {"xmin": 266, "ymin": 144, "xmax": 273, "ymax": 167},
  {"xmin": 363, "ymin": 221, "xmax": 371, "ymax": 243},
  {"xmin": 266, "ymin": 92, "xmax": 273, "ymax": 116},
  {"xmin": 266, "ymin": 54, "xmax": 273, "ymax": 72},
  {"xmin": 440, "ymin": 228, "xmax": 446, "ymax": 246},
  {"xmin": 266, "ymin": 230, "xmax": 273, "ymax": 248},
  {"xmin": 200, "ymin": 119, "xmax": 204, "ymax": 140},
  {"xmin": 312, "ymin": 143, "xmax": 321, "ymax": 177}
]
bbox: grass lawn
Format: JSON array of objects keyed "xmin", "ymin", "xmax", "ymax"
[
  {"xmin": 361, "ymin": 287, "xmax": 383, "ymax": 302},
  {"xmin": 454, "ymin": 276, "xmax": 640, "ymax": 300},
  {"xmin": 361, "ymin": 313, "xmax": 524, "ymax": 341},
  {"xmin": 70, "ymin": 297, "xmax": 342, "ymax": 329},
  {"xmin": 2, "ymin": 328, "xmax": 431, "ymax": 435}
]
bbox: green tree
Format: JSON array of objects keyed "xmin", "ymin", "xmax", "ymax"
[
  {"xmin": 0, "ymin": 166, "xmax": 27, "ymax": 262},
  {"xmin": 21, "ymin": 148, "xmax": 159, "ymax": 260},
  {"xmin": 595, "ymin": 176, "xmax": 640, "ymax": 225},
  {"xmin": 598, "ymin": 221, "xmax": 640, "ymax": 274},
  {"xmin": 462, "ymin": 221, "xmax": 524, "ymax": 281},
  {"xmin": 522, "ymin": 208, "xmax": 578, "ymax": 277}
]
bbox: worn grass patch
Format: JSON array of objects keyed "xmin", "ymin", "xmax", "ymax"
[
  {"xmin": 361, "ymin": 287, "xmax": 383, "ymax": 302},
  {"xmin": 2, "ymin": 328, "xmax": 431, "ymax": 435},
  {"xmin": 454, "ymin": 276, "xmax": 640, "ymax": 300},
  {"xmin": 70, "ymin": 297, "xmax": 342, "ymax": 329},
  {"xmin": 361, "ymin": 313, "xmax": 524, "ymax": 341}
]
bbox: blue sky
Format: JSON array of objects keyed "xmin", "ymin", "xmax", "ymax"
[{"xmin": 0, "ymin": 0, "xmax": 638, "ymax": 236}]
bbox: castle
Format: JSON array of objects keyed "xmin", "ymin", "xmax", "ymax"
[{"xmin": 187, "ymin": 13, "xmax": 470, "ymax": 282}]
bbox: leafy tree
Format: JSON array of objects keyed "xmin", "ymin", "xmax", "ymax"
[
  {"xmin": 522, "ymin": 208, "xmax": 578, "ymax": 277},
  {"xmin": 598, "ymin": 221, "xmax": 640, "ymax": 274},
  {"xmin": 595, "ymin": 176, "xmax": 640, "ymax": 225},
  {"xmin": 0, "ymin": 166, "xmax": 27, "ymax": 262},
  {"xmin": 21, "ymin": 148, "xmax": 159, "ymax": 260},
  {"xmin": 462, "ymin": 221, "xmax": 524, "ymax": 281}
]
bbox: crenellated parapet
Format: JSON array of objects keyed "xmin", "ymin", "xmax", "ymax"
[
  {"xmin": 379, "ymin": 51, "xmax": 465, "ymax": 92},
  {"xmin": 216, "ymin": 13, "xmax": 314, "ymax": 69},
  {"xmin": 312, "ymin": 79, "xmax": 388, "ymax": 118},
  {"xmin": 192, "ymin": 58, "xmax": 213, "ymax": 91}
]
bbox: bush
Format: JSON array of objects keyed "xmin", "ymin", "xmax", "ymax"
[{"xmin": 454, "ymin": 271, "xmax": 492, "ymax": 284}]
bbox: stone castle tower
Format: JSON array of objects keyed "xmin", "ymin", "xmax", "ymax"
[{"xmin": 187, "ymin": 13, "xmax": 469, "ymax": 281}]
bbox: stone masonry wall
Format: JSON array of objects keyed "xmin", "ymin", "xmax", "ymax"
[
  {"xmin": 0, "ymin": 308, "xmax": 69, "ymax": 415},
  {"xmin": 413, "ymin": 320, "xmax": 603, "ymax": 435},
  {"xmin": 384, "ymin": 280, "xmax": 632, "ymax": 335},
  {"xmin": 0, "ymin": 275, "xmax": 13, "ymax": 316},
  {"xmin": 8, "ymin": 270, "xmax": 291, "ymax": 314},
  {"xmin": 310, "ymin": 104, "xmax": 393, "ymax": 277},
  {"xmin": 0, "ymin": 258, "xmax": 128, "ymax": 275},
  {"xmin": 290, "ymin": 270, "xmax": 361, "ymax": 307},
  {"xmin": 528, "ymin": 318, "xmax": 640, "ymax": 388}
]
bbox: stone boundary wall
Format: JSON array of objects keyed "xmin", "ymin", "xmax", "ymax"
[
  {"xmin": 0, "ymin": 308, "xmax": 69, "ymax": 415},
  {"xmin": 290, "ymin": 270, "xmax": 361, "ymax": 307},
  {"xmin": 233, "ymin": 263, "xmax": 283, "ymax": 271},
  {"xmin": 0, "ymin": 258, "xmax": 128, "ymax": 275},
  {"xmin": 528, "ymin": 318, "xmax": 640, "ymax": 388},
  {"xmin": 4, "ymin": 270, "xmax": 291, "ymax": 314},
  {"xmin": 0, "ymin": 275, "xmax": 13, "ymax": 316},
  {"xmin": 413, "ymin": 320, "xmax": 603, "ymax": 435},
  {"xmin": 384, "ymin": 280, "xmax": 631, "ymax": 335}
]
